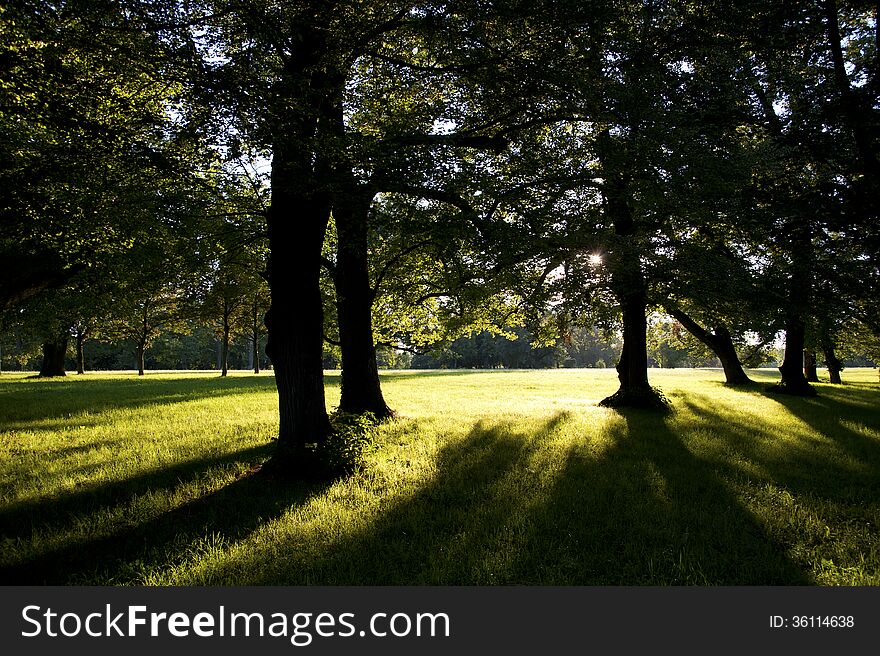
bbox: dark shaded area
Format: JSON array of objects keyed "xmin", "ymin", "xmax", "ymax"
[
  {"xmin": 756, "ymin": 385, "xmax": 880, "ymax": 497},
  {"xmin": 0, "ymin": 375, "xmax": 280, "ymax": 429},
  {"xmin": 510, "ymin": 411, "xmax": 811, "ymax": 584},
  {"xmin": 0, "ymin": 443, "xmax": 275, "ymax": 545},
  {"xmin": 598, "ymin": 386, "xmax": 672, "ymax": 410},
  {"xmin": 206, "ymin": 412, "xmax": 810, "ymax": 585},
  {"xmin": 0, "ymin": 445, "xmax": 326, "ymax": 584}
]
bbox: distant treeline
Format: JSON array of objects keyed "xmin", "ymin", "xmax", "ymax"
[{"xmin": 4, "ymin": 324, "xmax": 874, "ymax": 373}]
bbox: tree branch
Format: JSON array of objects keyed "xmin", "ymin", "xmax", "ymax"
[{"xmin": 371, "ymin": 238, "xmax": 436, "ymax": 298}]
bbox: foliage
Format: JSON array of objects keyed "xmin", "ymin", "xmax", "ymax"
[
  {"xmin": 0, "ymin": 0, "xmax": 209, "ymax": 310},
  {"xmin": 268, "ymin": 411, "xmax": 379, "ymax": 480},
  {"xmin": 323, "ymin": 411, "xmax": 381, "ymax": 475}
]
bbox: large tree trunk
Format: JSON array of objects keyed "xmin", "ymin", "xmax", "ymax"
[
  {"xmin": 264, "ymin": 143, "xmax": 332, "ymax": 454},
  {"xmin": 775, "ymin": 216, "xmax": 816, "ymax": 395},
  {"xmin": 39, "ymin": 334, "xmax": 68, "ymax": 377},
  {"xmin": 613, "ymin": 290, "xmax": 651, "ymax": 393},
  {"xmin": 333, "ymin": 188, "xmax": 392, "ymax": 419},
  {"xmin": 261, "ymin": 19, "xmax": 341, "ymax": 470},
  {"xmin": 667, "ymin": 308, "xmax": 752, "ymax": 385},
  {"xmin": 803, "ymin": 348, "xmax": 819, "ymax": 382},
  {"xmin": 776, "ymin": 318, "xmax": 816, "ymax": 395},
  {"xmin": 597, "ymin": 159, "xmax": 666, "ymax": 409}
]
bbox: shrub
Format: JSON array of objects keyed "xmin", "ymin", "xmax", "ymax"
[{"xmin": 320, "ymin": 411, "xmax": 380, "ymax": 476}]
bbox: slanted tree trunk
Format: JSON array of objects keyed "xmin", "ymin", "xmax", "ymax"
[
  {"xmin": 667, "ymin": 308, "xmax": 752, "ymax": 385},
  {"xmin": 776, "ymin": 318, "xmax": 816, "ymax": 395},
  {"xmin": 39, "ymin": 333, "xmax": 68, "ymax": 377},
  {"xmin": 823, "ymin": 0, "xmax": 880, "ymax": 181},
  {"xmin": 333, "ymin": 184, "xmax": 392, "ymax": 419},
  {"xmin": 822, "ymin": 345, "xmax": 843, "ymax": 384},
  {"xmin": 804, "ymin": 348, "xmax": 819, "ymax": 382}
]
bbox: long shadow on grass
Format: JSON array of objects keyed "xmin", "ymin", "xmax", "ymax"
[
  {"xmin": 205, "ymin": 411, "xmax": 809, "ymax": 585},
  {"xmin": 0, "ymin": 442, "xmax": 286, "ymax": 583},
  {"xmin": 681, "ymin": 388, "xmax": 880, "ymax": 503},
  {"xmin": 764, "ymin": 386, "xmax": 880, "ymax": 466},
  {"xmin": 1, "ymin": 452, "xmax": 330, "ymax": 584},
  {"xmin": 202, "ymin": 415, "xmax": 569, "ymax": 585},
  {"xmin": 0, "ymin": 375, "xmax": 280, "ymax": 430},
  {"xmin": 505, "ymin": 410, "xmax": 811, "ymax": 584}
]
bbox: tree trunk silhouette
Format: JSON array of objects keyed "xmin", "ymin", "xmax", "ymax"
[
  {"xmin": 39, "ymin": 334, "xmax": 68, "ymax": 377},
  {"xmin": 596, "ymin": 160, "xmax": 666, "ymax": 409},
  {"xmin": 776, "ymin": 318, "xmax": 816, "ymax": 395},
  {"xmin": 264, "ymin": 143, "xmax": 332, "ymax": 455},
  {"xmin": 333, "ymin": 186, "xmax": 392, "ymax": 419},
  {"xmin": 667, "ymin": 308, "xmax": 752, "ymax": 385},
  {"xmin": 822, "ymin": 345, "xmax": 843, "ymax": 384},
  {"xmin": 75, "ymin": 331, "xmax": 86, "ymax": 375},
  {"xmin": 220, "ymin": 302, "xmax": 230, "ymax": 377},
  {"xmin": 136, "ymin": 340, "xmax": 146, "ymax": 376},
  {"xmin": 803, "ymin": 348, "xmax": 819, "ymax": 382},
  {"xmin": 252, "ymin": 301, "xmax": 261, "ymax": 374}
]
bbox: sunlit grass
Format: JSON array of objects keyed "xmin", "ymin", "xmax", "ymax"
[{"xmin": 1, "ymin": 367, "xmax": 878, "ymax": 585}]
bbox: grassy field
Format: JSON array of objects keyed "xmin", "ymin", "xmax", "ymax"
[{"xmin": 1, "ymin": 367, "xmax": 878, "ymax": 585}]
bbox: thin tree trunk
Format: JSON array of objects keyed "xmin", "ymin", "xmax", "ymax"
[
  {"xmin": 333, "ymin": 187, "xmax": 392, "ymax": 419},
  {"xmin": 667, "ymin": 308, "xmax": 752, "ymax": 385},
  {"xmin": 253, "ymin": 332, "xmax": 260, "ymax": 374},
  {"xmin": 804, "ymin": 348, "xmax": 819, "ymax": 382},
  {"xmin": 221, "ymin": 303, "xmax": 230, "ymax": 377},
  {"xmin": 75, "ymin": 331, "xmax": 86, "ymax": 375},
  {"xmin": 39, "ymin": 333, "xmax": 68, "ymax": 377},
  {"xmin": 136, "ymin": 340, "xmax": 146, "ymax": 376},
  {"xmin": 252, "ymin": 300, "xmax": 261, "ymax": 374}
]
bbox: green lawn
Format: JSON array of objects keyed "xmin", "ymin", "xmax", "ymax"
[{"xmin": 1, "ymin": 368, "xmax": 878, "ymax": 585}]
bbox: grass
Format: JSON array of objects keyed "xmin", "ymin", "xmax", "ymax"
[{"xmin": 1, "ymin": 367, "xmax": 878, "ymax": 585}]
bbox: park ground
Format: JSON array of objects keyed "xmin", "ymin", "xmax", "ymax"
[{"xmin": 1, "ymin": 368, "xmax": 878, "ymax": 585}]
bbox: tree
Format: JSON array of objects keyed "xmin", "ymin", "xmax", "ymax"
[
  {"xmin": 0, "ymin": 0, "xmax": 199, "ymax": 311},
  {"xmin": 737, "ymin": 1, "xmax": 877, "ymax": 394}
]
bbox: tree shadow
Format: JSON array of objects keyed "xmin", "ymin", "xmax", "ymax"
[
  {"xmin": 1, "ymin": 451, "xmax": 329, "ymax": 585},
  {"xmin": 682, "ymin": 387, "xmax": 880, "ymax": 502},
  {"xmin": 202, "ymin": 411, "xmax": 810, "ymax": 585},
  {"xmin": 506, "ymin": 410, "xmax": 811, "ymax": 584},
  {"xmin": 0, "ymin": 375, "xmax": 281, "ymax": 429},
  {"xmin": 202, "ymin": 414, "xmax": 570, "ymax": 585},
  {"xmin": 0, "ymin": 442, "xmax": 275, "ymax": 552}
]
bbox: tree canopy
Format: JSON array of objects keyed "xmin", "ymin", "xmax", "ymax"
[{"xmin": 1, "ymin": 0, "xmax": 878, "ymax": 476}]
